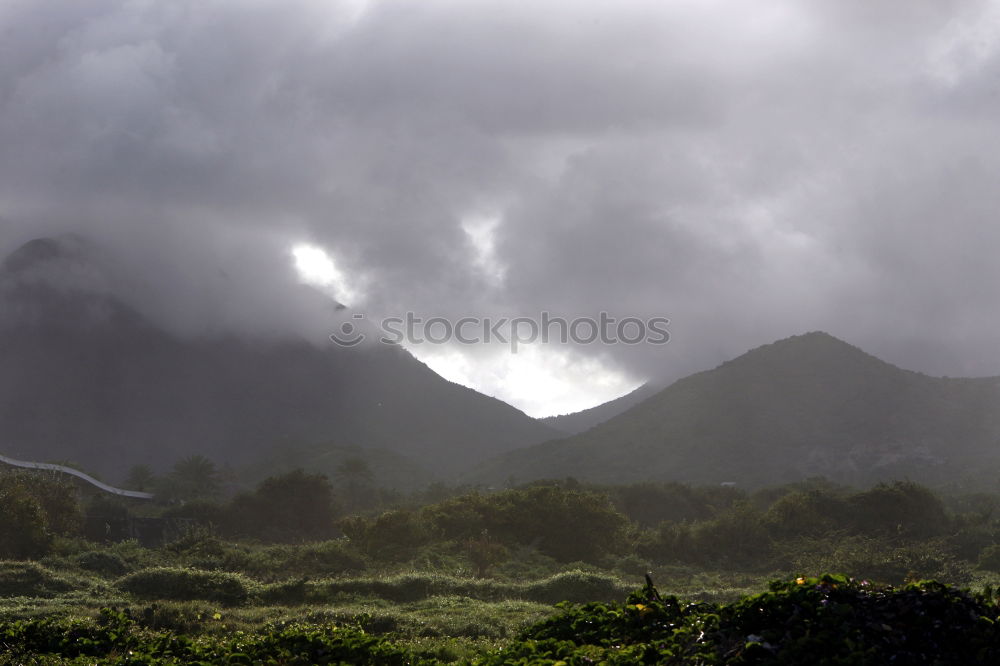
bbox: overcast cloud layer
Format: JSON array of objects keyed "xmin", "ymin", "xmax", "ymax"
[{"xmin": 2, "ymin": 0, "xmax": 1000, "ymax": 415}]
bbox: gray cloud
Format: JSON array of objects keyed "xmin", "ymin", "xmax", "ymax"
[{"xmin": 2, "ymin": 0, "xmax": 1000, "ymax": 410}]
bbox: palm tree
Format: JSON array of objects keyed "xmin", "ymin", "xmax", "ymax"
[{"xmin": 169, "ymin": 455, "xmax": 221, "ymax": 501}]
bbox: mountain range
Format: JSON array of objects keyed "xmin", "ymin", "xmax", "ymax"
[
  {"xmin": 542, "ymin": 383, "xmax": 660, "ymax": 435},
  {"xmin": 0, "ymin": 236, "xmax": 558, "ymax": 483},
  {"xmin": 471, "ymin": 332, "xmax": 1000, "ymax": 488},
  {"xmin": 6, "ymin": 236, "xmax": 1000, "ymax": 492}
]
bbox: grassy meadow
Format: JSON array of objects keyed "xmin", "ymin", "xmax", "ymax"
[{"xmin": 5, "ymin": 467, "xmax": 1000, "ymax": 662}]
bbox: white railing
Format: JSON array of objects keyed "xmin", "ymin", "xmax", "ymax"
[{"xmin": 0, "ymin": 452, "xmax": 154, "ymax": 499}]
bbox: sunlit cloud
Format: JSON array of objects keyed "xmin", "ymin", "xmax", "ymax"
[
  {"xmin": 406, "ymin": 341, "xmax": 641, "ymax": 417},
  {"xmin": 291, "ymin": 243, "xmax": 364, "ymax": 306},
  {"xmin": 461, "ymin": 213, "xmax": 507, "ymax": 288}
]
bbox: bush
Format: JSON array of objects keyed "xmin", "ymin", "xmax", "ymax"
[
  {"xmin": 425, "ymin": 486, "xmax": 630, "ymax": 563},
  {"xmin": 764, "ymin": 490, "xmax": 849, "ymax": 538},
  {"xmin": 524, "ymin": 570, "xmax": 628, "ymax": 604},
  {"xmin": 0, "ymin": 488, "xmax": 50, "ymax": 559},
  {"xmin": 219, "ymin": 539, "xmax": 367, "ymax": 580},
  {"xmin": 466, "ymin": 530, "xmax": 508, "ymax": 578},
  {"xmin": 641, "ymin": 502, "xmax": 773, "ymax": 569},
  {"xmin": 116, "ymin": 567, "xmax": 253, "ymax": 606},
  {"xmin": 0, "ymin": 609, "xmax": 425, "ymax": 664},
  {"xmin": 611, "ymin": 481, "xmax": 745, "ymax": 527},
  {"xmin": 339, "ymin": 510, "xmax": 432, "ymax": 561},
  {"xmin": 227, "ymin": 469, "xmax": 340, "ymax": 543},
  {"xmin": 787, "ymin": 535, "xmax": 961, "ymax": 585},
  {"xmin": 75, "ymin": 550, "xmax": 131, "ymax": 577},
  {"xmin": 283, "ymin": 540, "xmax": 367, "ymax": 575},
  {"xmin": 0, "ymin": 561, "xmax": 74, "ymax": 597},
  {"xmin": 482, "ymin": 575, "xmax": 1000, "ymax": 665},
  {"xmin": 949, "ymin": 523, "xmax": 1000, "ymax": 561},
  {"xmin": 0, "ymin": 470, "xmax": 81, "ymax": 558},
  {"xmin": 978, "ymin": 544, "xmax": 1000, "ymax": 572},
  {"xmin": 164, "ymin": 524, "xmax": 226, "ymax": 559},
  {"xmin": 848, "ymin": 481, "xmax": 949, "ymax": 539}
]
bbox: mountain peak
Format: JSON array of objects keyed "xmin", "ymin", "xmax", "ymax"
[
  {"xmin": 0, "ymin": 234, "xmax": 122, "ymax": 301},
  {"xmin": 719, "ymin": 330, "xmax": 889, "ymax": 376},
  {"xmin": 1, "ymin": 235, "xmax": 90, "ymax": 276},
  {"xmin": 473, "ymin": 331, "xmax": 1000, "ymax": 488},
  {"xmin": 758, "ymin": 331, "xmax": 859, "ymax": 352}
]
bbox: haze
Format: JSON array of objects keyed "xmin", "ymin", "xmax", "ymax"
[{"xmin": 2, "ymin": 0, "xmax": 999, "ymax": 416}]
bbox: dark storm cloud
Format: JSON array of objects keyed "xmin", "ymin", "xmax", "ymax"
[{"xmin": 2, "ymin": 0, "xmax": 999, "ymax": 396}]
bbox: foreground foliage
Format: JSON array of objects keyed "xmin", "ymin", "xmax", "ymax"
[
  {"xmin": 488, "ymin": 574, "xmax": 1000, "ymax": 664},
  {"xmin": 0, "ymin": 608, "xmax": 426, "ymax": 665},
  {"xmin": 5, "ymin": 576, "xmax": 1000, "ymax": 664}
]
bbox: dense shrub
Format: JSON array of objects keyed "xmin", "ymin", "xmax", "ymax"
[
  {"xmin": 949, "ymin": 523, "xmax": 1000, "ymax": 561},
  {"xmin": 978, "ymin": 544, "xmax": 1000, "ymax": 572},
  {"xmin": 0, "ymin": 488, "xmax": 50, "ymax": 559},
  {"xmin": 263, "ymin": 570, "xmax": 629, "ymax": 606},
  {"xmin": 340, "ymin": 509, "xmax": 433, "ymax": 561},
  {"xmin": 424, "ymin": 486, "xmax": 629, "ymax": 563},
  {"xmin": 0, "ymin": 609, "xmax": 426, "ymax": 664},
  {"xmin": 523, "ymin": 570, "xmax": 629, "ymax": 604},
  {"xmin": 764, "ymin": 490, "xmax": 850, "ymax": 538},
  {"xmin": 481, "ymin": 575, "xmax": 1000, "ymax": 665},
  {"xmin": 116, "ymin": 567, "xmax": 253, "ymax": 606},
  {"xmin": 610, "ymin": 481, "xmax": 745, "ymax": 527},
  {"xmin": 12, "ymin": 474, "xmax": 82, "ymax": 536},
  {"xmin": 466, "ymin": 530, "xmax": 509, "ymax": 577},
  {"xmin": 723, "ymin": 575, "xmax": 1000, "ymax": 664},
  {"xmin": 74, "ymin": 550, "xmax": 131, "ymax": 577},
  {"xmin": 848, "ymin": 481, "xmax": 950, "ymax": 539},
  {"xmin": 786, "ymin": 535, "xmax": 961, "ymax": 585},
  {"xmin": 6, "ymin": 577, "xmax": 1000, "ymax": 664},
  {"xmin": 0, "ymin": 472, "xmax": 82, "ymax": 558},
  {"xmin": 228, "ymin": 469, "xmax": 341, "ymax": 543},
  {"xmin": 641, "ymin": 502, "xmax": 774, "ymax": 569},
  {"xmin": 220, "ymin": 539, "xmax": 367, "ymax": 580}
]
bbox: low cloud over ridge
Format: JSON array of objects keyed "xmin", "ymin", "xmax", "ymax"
[{"xmin": 2, "ymin": 0, "xmax": 999, "ymax": 413}]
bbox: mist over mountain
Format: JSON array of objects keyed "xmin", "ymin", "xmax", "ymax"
[
  {"xmin": 0, "ymin": 237, "xmax": 558, "ymax": 482},
  {"xmin": 472, "ymin": 332, "xmax": 1000, "ymax": 488}
]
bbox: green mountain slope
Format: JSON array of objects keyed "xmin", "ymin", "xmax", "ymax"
[
  {"xmin": 541, "ymin": 383, "xmax": 661, "ymax": 435},
  {"xmin": 472, "ymin": 332, "xmax": 1000, "ymax": 488}
]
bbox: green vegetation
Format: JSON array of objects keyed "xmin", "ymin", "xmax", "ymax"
[
  {"xmin": 0, "ymin": 472, "xmax": 81, "ymax": 559},
  {"xmin": 482, "ymin": 575, "xmax": 1000, "ymax": 664},
  {"xmin": 474, "ymin": 332, "xmax": 1000, "ymax": 488},
  {"xmin": 4, "ymin": 576, "xmax": 1000, "ymax": 663},
  {"xmin": 7, "ymin": 466, "xmax": 1000, "ymax": 661}
]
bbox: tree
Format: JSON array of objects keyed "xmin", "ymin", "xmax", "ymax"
[
  {"xmin": 466, "ymin": 529, "xmax": 508, "ymax": 578},
  {"xmin": 425, "ymin": 485, "xmax": 630, "ymax": 563},
  {"xmin": 335, "ymin": 457, "xmax": 374, "ymax": 512},
  {"xmin": 0, "ymin": 482, "xmax": 50, "ymax": 558},
  {"xmin": 0, "ymin": 471, "xmax": 82, "ymax": 557},
  {"xmin": 228, "ymin": 469, "xmax": 340, "ymax": 542},
  {"xmin": 168, "ymin": 455, "xmax": 221, "ymax": 501}
]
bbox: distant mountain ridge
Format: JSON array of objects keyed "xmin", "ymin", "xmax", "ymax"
[
  {"xmin": 542, "ymin": 383, "xmax": 661, "ymax": 435},
  {"xmin": 0, "ymin": 236, "xmax": 559, "ymax": 483},
  {"xmin": 471, "ymin": 332, "xmax": 1000, "ymax": 488}
]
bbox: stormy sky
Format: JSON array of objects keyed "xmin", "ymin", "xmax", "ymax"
[{"xmin": 2, "ymin": 0, "xmax": 1000, "ymax": 416}]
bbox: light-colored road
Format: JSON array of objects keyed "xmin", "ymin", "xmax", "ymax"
[{"xmin": 0, "ymin": 452, "xmax": 154, "ymax": 499}]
